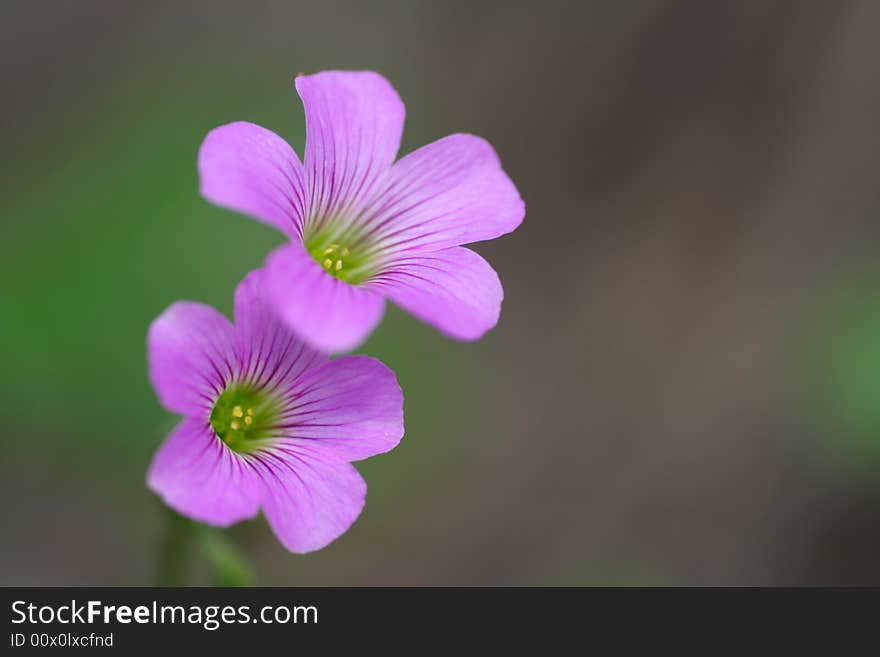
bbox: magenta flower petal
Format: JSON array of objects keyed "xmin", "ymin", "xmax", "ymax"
[
  {"xmin": 254, "ymin": 447, "xmax": 367, "ymax": 554},
  {"xmin": 361, "ymin": 134, "xmax": 524, "ymax": 254},
  {"xmin": 198, "ymin": 121, "xmax": 306, "ymax": 239},
  {"xmin": 148, "ymin": 302, "xmax": 236, "ymax": 416},
  {"xmin": 147, "ymin": 418, "xmax": 262, "ymax": 526},
  {"xmin": 371, "ymin": 246, "xmax": 503, "ymax": 341},
  {"xmin": 265, "ymin": 243, "xmax": 385, "ymax": 354},
  {"xmin": 146, "ymin": 269, "xmax": 403, "ymax": 553},
  {"xmin": 296, "ymin": 71, "xmax": 405, "ymax": 227},
  {"xmin": 233, "ymin": 268, "xmax": 326, "ymax": 388},
  {"xmin": 278, "ymin": 355, "xmax": 404, "ymax": 461}
]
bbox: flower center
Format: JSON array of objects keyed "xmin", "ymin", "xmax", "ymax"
[
  {"xmin": 305, "ymin": 230, "xmax": 377, "ymax": 285},
  {"xmin": 209, "ymin": 384, "xmax": 279, "ymax": 454}
]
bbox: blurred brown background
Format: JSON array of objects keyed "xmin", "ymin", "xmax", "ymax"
[{"xmin": 2, "ymin": 0, "xmax": 879, "ymax": 585}]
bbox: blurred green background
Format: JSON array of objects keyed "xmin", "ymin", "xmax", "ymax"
[{"xmin": 2, "ymin": 0, "xmax": 880, "ymax": 585}]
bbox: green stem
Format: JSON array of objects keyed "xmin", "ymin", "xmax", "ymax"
[
  {"xmin": 198, "ymin": 525, "xmax": 253, "ymax": 587},
  {"xmin": 155, "ymin": 507, "xmax": 253, "ymax": 586},
  {"xmin": 155, "ymin": 507, "xmax": 196, "ymax": 586}
]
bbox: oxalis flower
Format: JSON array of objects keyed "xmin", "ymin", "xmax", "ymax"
[
  {"xmin": 146, "ymin": 270, "xmax": 404, "ymax": 553},
  {"xmin": 199, "ymin": 70, "xmax": 525, "ymax": 352}
]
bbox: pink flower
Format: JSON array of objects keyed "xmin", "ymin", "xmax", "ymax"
[
  {"xmin": 147, "ymin": 270, "xmax": 404, "ymax": 553},
  {"xmin": 199, "ymin": 70, "xmax": 525, "ymax": 352}
]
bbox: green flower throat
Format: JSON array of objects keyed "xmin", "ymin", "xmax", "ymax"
[
  {"xmin": 306, "ymin": 229, "xmax": 377, "ymax": 285},
  {"xmin": 210, "ymin": 384, "xmax": 279, "ymax": 453}
]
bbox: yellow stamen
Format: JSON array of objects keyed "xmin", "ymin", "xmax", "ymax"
[
  {"xmin": 323, "ymin": 258, "xmax": 333, "ymax": 269},
  {"xmin": 329, "ymin": 243, "xmax": 340, "ymax": 249},
  {"xmin": 232, "ymin": 406, "xmax": 243, "ymax": 418},
  {"xmin": 230, "ymin": 421, "xmax": 240, "ymax": 430},
  {"xmin": 341, "ymin": 247, "xmax": 350, "ymax": 256},
  {"xmin": 244, "ymin": 416, "xmax": 253, "ymax": 426},
  {"xmin": 335, "ymin": 260, "xmax": 343, "ymax": 271},
  {"xmin": 246, "ymin": 408, "xmax": 254, "ymax": 416}
]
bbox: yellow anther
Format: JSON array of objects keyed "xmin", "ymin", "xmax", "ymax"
[
  {"xmin": 335, "ymin": 260, "xmax": 343, "ymax": 271},
  {"xmin": 341, "ymin": 247, "xmax": 350, "ymax": 256},
  {"xmin": 329, "ymin": 243, "xmax": 340, "ymax": 249},
  {"xmin": 230, "ymin": 421, "xmax": 240, "ymax": 430},
  {"xmin": 246, "ymin": 408, "xmax": 254, "ymax": 416},
  {"xmin": 322, "ymin": 247, "xmax": 335, "ymax": 255},
  {"xmin": 232, "ymin": 406, "xmax": 243, "ymax": 418},
  {"xmin": 323, "ymin": 258, "xmax": 333, "ymax": 269},
  {"xmin": 244, "ymin": 416, "xmax": 253, "ymax": 426}
]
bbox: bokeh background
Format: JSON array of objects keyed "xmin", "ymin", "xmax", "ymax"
[{"xmin": 2, "ymin": 0, "xmax": 880, "ymax": 585}]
